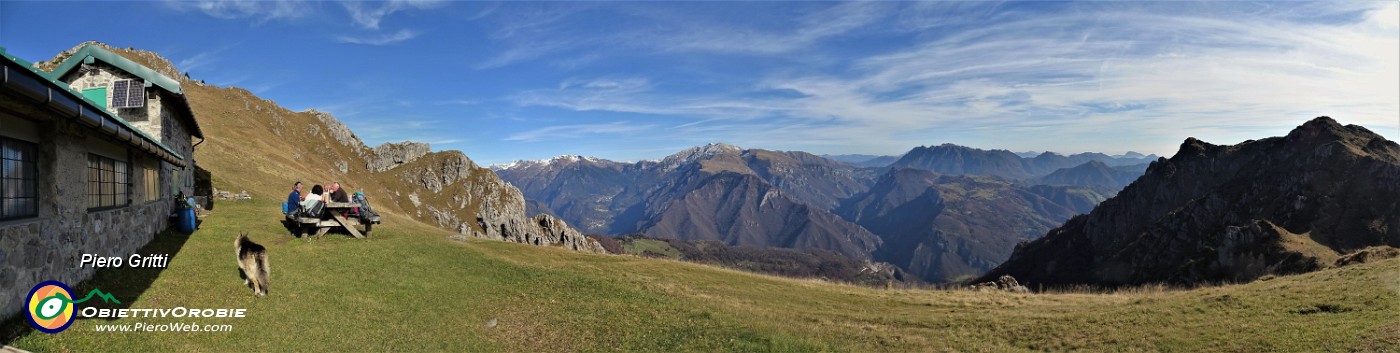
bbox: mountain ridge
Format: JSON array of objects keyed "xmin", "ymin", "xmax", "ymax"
[
  {"xmin": 978, "ymin": 116, "xmax": 1400, "ymax": 287},
  {"xmin": 890, "ymin": 143, "xmax": 1158, "ymax": 180}
]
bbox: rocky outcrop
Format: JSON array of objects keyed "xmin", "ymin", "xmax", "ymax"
[
  {"xmin": 307, "ymin": 109, "xmax": 371, "ymax": 160},
  {"xmin": 970, "ymin": 275, "xmax": 1030, "ymax": 293},
  {"xmin": 448, "ymin": 214, "xmax": 606, "ymax": 254},
  {"xmin": 531, "ymin": 215, "xmax": 607, "ymax": 253},
  {"xmin": 979, "ymin": 117, "xmax": 1400, "ymax": 287},
  {"xmin": 1334, "ymin": 247, "xmax": 1400, "ymax": 267},
  {"xmin": 400, "ymin": 151, "xmax": 477, "ymax": 193},
  {"xmin": 383, "ymin": 151, "xmax": 601, "ymax": 254},
  {"xmin": 370, "ymin": 141, "xmax": 431, "ymax": 172}
]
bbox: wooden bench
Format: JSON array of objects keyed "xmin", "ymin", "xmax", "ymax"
[{"xmin": 285, "ymin": 201, "xmax": 381, "ymax": 239}]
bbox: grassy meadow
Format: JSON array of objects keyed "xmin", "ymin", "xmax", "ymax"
[{"xmin": 3, "ymin": 199, "xmax": 1397, "ymax": 352}]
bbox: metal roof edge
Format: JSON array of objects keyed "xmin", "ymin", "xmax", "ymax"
[{"xmin": 46, "ymin": 44, "xmax": 183, "ymax": 95}]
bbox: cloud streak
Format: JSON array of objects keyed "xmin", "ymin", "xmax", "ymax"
[
  {"xmin": 341, "ymin": 0, "xmax": 443, "ymax": 29},
  {"xmin": 336, "ymin": 30, "xmax": 419, "ymax": 45},
  {"xmin": 505, "ymin": 2, "xmax": 1399, "ymax": 156},
  {"xmin": 506, "ymin": 121, "xmax": 656, "ymax": 142},
  {"xmin": 165, "ymin": 0, "xmax": 310, "ymax": 23}
]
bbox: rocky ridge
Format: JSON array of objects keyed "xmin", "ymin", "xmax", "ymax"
[
  {"xmin": 890, "ymin": 144, "xmax": 1158, "ymax": 180},
  {"xmin": 978, "ymin": 117, "xmax": 1400, "ymax": 287}
]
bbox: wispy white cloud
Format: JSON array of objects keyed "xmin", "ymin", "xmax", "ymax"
[
  {"xmin": 508, "ymin": 2, "xmax": 1399, "ymax": 156},
  {"xmin": 506, "ymin": 121, "xmax": 656, "ymax": 142},
  {"xmin": 512, "ymin": 76, "xmax": 793, "ymax": 120},
  {"xmin": 341, "ymin": 0, "xmax": 444, "ymax": 30},
  {"xmin": 165, "ymin": 0, "xmax": 310, "ymax": 23},
  {"xmin": 174, "ymin": 43, "xmax": 242, "ymax": 74},
  {"xmin": 336, "ymin": 29, "xmax": 420, "ymax": 45},
  {"xmin": 636, "ymin": 1, "xmax": 893, "ymax": 55},
  {"xmin": 769, "ymin": 2, "xmax": 1400, "ymax": 153},
  {"xmin": 176, "ymin": 50, "xmax": 219, "ymax": 73},
  {"xmin": 475, "ymin": 38, "xmax": 589, "ymax": 70},
  {"xmin": 475, "ymin": 2, "xmax": 890, "ymax": 69},
  {"xmin": 473, "ymin": 3, "xmax": 600, "ymax": 69}
]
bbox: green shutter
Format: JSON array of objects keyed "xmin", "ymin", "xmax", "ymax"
[{"xmin": 82, "ymin": 87, "xmax": 108, "ymax": 110}]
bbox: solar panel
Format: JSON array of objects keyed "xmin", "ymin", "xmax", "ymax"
[
  {"xmin": 109, "ymin": 79, "xmax": 145, "ymax": 109},
  {"xmin": 110, "ymin": 80, "xmax": 129, "ymax": 108}
]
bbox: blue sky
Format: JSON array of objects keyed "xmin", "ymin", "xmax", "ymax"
[{"xmin": 2, "ymin": 1, "xmax": 1397, "ymax": 165}]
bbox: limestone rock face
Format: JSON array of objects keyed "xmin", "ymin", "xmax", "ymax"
[
  {"xmin": 306, "ymin": 109, "xmax": 372, "ymax": 160},
  {"xmin": 370, "ymin": 141, "xmax": 431, "ymax": 172},
  {"xmin": 531, "ymin": 214, "xmax": 607, "ymax": 253},
  {"xmin": 383, "ymin": 151, "xmax": 553, "ymax": 251},
  {"xmin": 979, "ymin": 117, "xmax": 1400, "ymax": 287}
]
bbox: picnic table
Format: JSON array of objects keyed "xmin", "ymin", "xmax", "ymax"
[{"xmin": 287, "ymin": 201, "xmax": 381, "ymax": 239}]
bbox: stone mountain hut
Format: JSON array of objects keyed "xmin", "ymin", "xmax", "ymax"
[{"xmin": 0, "ymin": 43, "xmax": 204, "ymax": 320}]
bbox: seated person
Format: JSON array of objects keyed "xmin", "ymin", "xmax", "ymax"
[
  {"xmin": 329, "ymin": 182, "xmax": 350, "ymax": 203},
  {"xmin": 285, "ymin": 181, "xmax": 303, "ymax": 213},
  {"xmin": 302, "ymin": 184, "xmax": 325, "ymax": 211}
]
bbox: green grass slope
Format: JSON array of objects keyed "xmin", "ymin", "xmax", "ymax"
[{"xmin": 4, "ymin": 200, "xmax": 1397, "ymax": 352}]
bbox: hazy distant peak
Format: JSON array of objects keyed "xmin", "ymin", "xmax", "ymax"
[{"xmin": 661, "ymin": 142, "xmax": 745, "ymax": 166}]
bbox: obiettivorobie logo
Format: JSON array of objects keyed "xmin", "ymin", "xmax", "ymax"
[
  {"xmin": 25, "ymin": 280, "xmax": 121, "ymax": 334},
  {"xmin": 24, "ymin": 279, "xmax": 249, "ymax": 334}
]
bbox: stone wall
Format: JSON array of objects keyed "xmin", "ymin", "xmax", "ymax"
[
  {"xmin": 0, "ymin": 102, "xmax": 174, "ymax": 322},
  {"xmin": 60, "ymin": 61, "xmax": 162, "ymax": 138},
  {"xmin": 162, "ymin": 101, "xmax": 196, "ymax": 199}
]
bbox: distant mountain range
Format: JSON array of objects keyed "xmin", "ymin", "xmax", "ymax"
[
  {"xmin": 979, "ymin": 117, "xmax": 1400, "ymax": 287},
  {"xmin": 496, "ymin": 142, "xmax": 1154, "ymax": 282},
  {"xmin": 889, "ymin": 144, "xmax": 1158, "ymax": 180},
  {"xmin": 821, "ymin": 154, "xmax": 900, "ymax": 167},
  {"xmin": 836, "ymin": 169, "xmax": 1103, "ymax": 281},
  {"xmin": 1031, "ymin": 160, "xmax": 1150, "ymax": 196},
  {"xmin": 496, "ymin": 144, "xmax": 881, "ymax": 259}
]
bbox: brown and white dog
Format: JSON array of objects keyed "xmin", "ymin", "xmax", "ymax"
[{"xmin": 235, "ymin": 232, "xmax": 270, "ymax": 297}]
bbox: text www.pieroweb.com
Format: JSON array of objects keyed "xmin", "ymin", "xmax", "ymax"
[{"xmin": 92, "ymin": 322, "xmax": 233, "ymax": 333}]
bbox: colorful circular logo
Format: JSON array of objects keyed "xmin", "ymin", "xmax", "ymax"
[{"xmin": 26, "ymin": 280, "xmax": 76, "ymax": 334}]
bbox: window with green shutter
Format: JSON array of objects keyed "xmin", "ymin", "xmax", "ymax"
[{"xmin": 82, "ymin": 87, "xmax": 108, "ymax": 110}]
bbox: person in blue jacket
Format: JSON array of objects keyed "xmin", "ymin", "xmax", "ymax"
[{"xmin": 285, "ymin": 181, "xmax": 303, "ymax": 213}]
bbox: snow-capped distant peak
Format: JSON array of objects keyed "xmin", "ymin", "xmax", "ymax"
[{"xmin": 489, "ymin": 159, "xmax": 548, "ymax": 171}]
